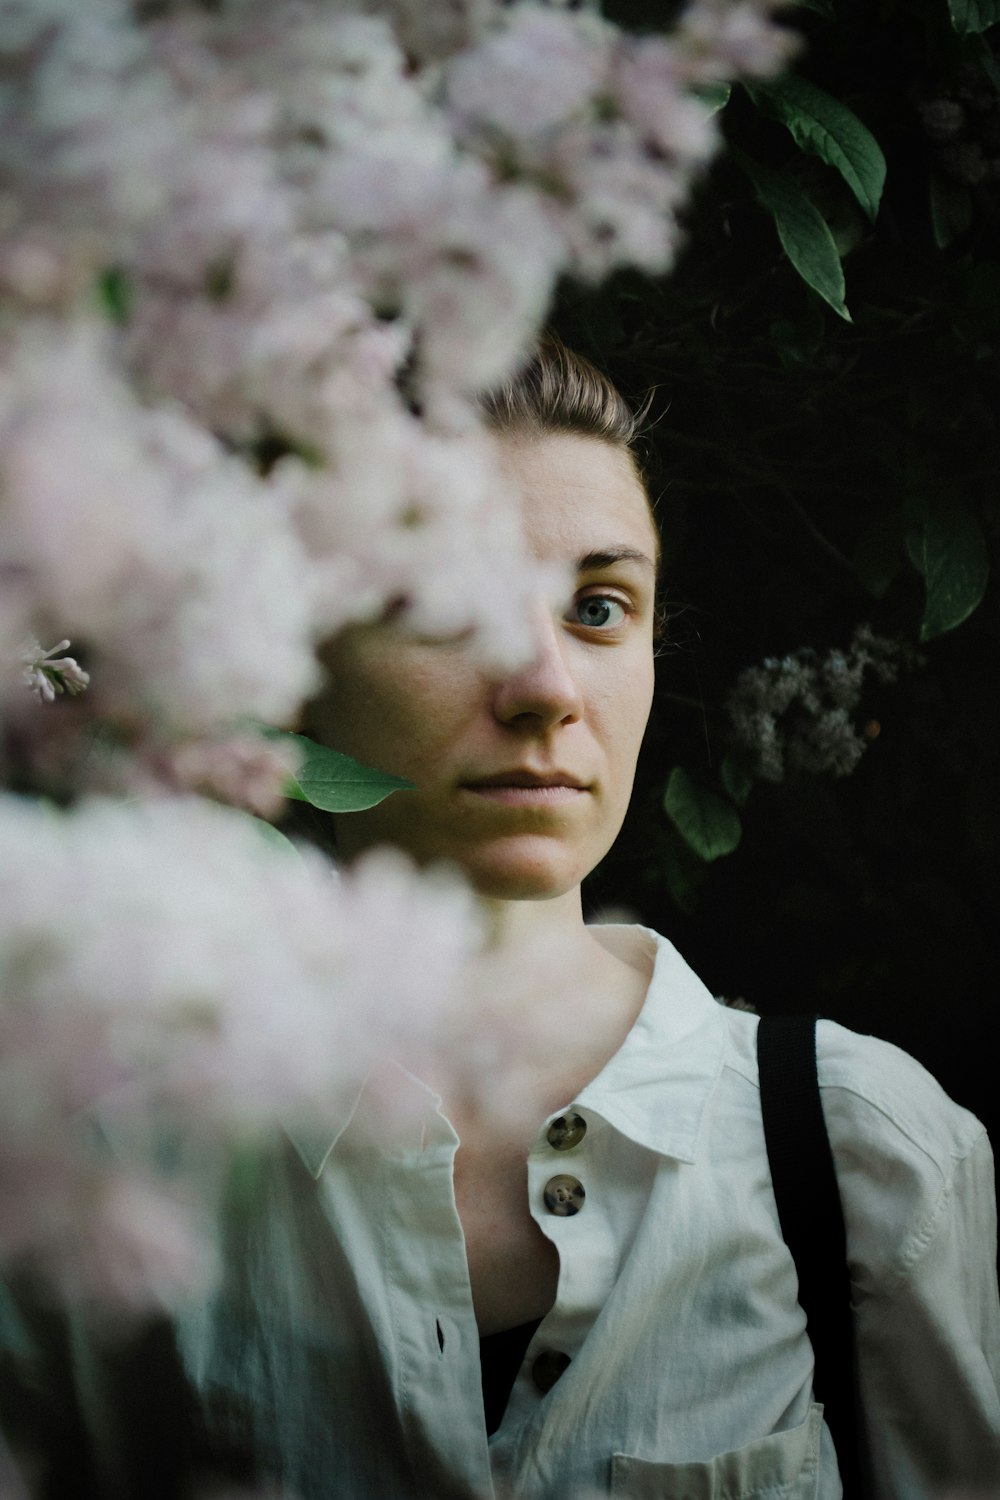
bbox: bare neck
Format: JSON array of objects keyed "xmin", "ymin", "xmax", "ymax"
[{"xmin": 449, "ymin": 886, "xmax": 655, "ymax": 1141}]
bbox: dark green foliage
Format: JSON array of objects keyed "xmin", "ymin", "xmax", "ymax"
[
  {"xmin": 663, "ymin": 766, "xmax": 742, "ymax": 860},
  {"xmin": 744, "ymin": 75, "xmax": 886, "ymax": 221},
  {"xmin": 573, "ymin": 0, "xmax": 1000, "ymax": 1125},
  {"xmin": 732, "ymin": 147, "xmax": 852, "ymax": 318},
  {"xmin": 270, "ymin": 731, "xmax": 414, "ymax": 812}
]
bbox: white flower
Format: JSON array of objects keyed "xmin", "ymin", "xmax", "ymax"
[
  {"xmin": 20, "ymin": 637, "xmax": 90, "ymax": 702},
  {"xmin": 728, "ymin": 627, "xmax": 915, "ymax": 782}
]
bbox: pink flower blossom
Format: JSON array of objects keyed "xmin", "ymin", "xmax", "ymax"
[
  {"xmin": 613, "ymin": 37, "xmax": 721, "ymax": 161},
  {"xmin": 379, "ymin": 0, "xmax": 499, "ymax": 65},
  {"xmin": 162, "ymin": 734, "xmax": 301, "ymax": 820},
  {"xmin": 446, "ymin": 6, "xmax": 613, "ymax": 141},
  {"xmin": 0, "ymin": 322, "xmax": 321, "ymax": 734},
  {"xmin": 0, "ymin": 788, "xmax": 612, "ymax": 1310},
  {"xmin": 679, "ymin": 0, "xmax": 798, "ymax": 81},
  {"xmin": 0, "ymin": 0, "xmax": 799, "ymax": 1323},
  {"xmin": 0, "ymin": 794, "xmax": 492, "ymax": 1308}
]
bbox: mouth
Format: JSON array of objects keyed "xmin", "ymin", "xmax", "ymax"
[{"xmin": 459, "ymin": 770, "xmax": 590, "ymax": 806}]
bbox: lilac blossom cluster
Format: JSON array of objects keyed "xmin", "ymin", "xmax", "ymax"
[
  {"xmin": 0, "ymin": 0, "xmax": 793, "ymax": 743},
  {"xmin": 0, "ymin": 791, "xmax": 597, "ymax": 1310},
  {"xmin": 727, "ymin": 623, "xmax": 917, "ymax": 781},
  {"xmin": 0, "ymin": 795, "xmax": 486, "ymax": 1308},
  {"xmin": 0, "ymin": 0, "xmax": 794, "ymax": 1313}
]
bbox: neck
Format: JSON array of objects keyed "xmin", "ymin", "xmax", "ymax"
[
  {"xmin": 453, "ymin": 883, "xmax": 654, "ymax": 1132},
  {"xmin": 476, "ymin": 881, "xmax": 588, "ymax": 951}
]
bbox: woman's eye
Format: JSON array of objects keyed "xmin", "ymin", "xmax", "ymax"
[{"xmin": 571, "ymin": 595, "xmax": 627, "ymax": 629}]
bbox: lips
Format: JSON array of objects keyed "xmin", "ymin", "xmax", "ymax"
[
  {"xmin": 458, "ymin": 769, "xmax": 591, "ymax": 807},
  {"xmin": 462, "ymin": 770, "xmax": 588, "ymax": 791}
]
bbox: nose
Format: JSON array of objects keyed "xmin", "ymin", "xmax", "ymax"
[{"xmin": 491, "ymin": 605, "xmax": 583, "ymax": 732}]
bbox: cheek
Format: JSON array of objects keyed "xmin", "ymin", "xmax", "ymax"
[
  {"xmin": 304, "ymin": 648, "xmax": 402, "ymax": 763},
  {"xmin": 311, "ymin": 646, "xmax": 479, "ymax": 775},
  {"xmin": 598, "ymin": 658, "xmax": 655, "ymax": 756}
]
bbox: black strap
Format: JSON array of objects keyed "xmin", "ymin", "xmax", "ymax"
[{"xmin": 757, "ymin": 1014, "xmax": 866, "ymax": 1497}]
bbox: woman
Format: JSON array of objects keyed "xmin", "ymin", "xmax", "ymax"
[{"xmin": 176, "ymin": 339, "xmax": 1000, "ymax": 1500}]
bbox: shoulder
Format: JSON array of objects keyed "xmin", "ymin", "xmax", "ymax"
[
  {"xmin": 723, "ymin": 1009, "xmax": 992, "ymax": 1290},
  {"xmin": 722, "ymin": 1007, "xmax": 984, "ymax": 1168},
  {"xmin": 812, "ymin": 1018, "xmax": 985, "ymax": 1174},
  {"xmin": 816, "ymin": 1020, "xmax": 992, "ymax": 1289}
]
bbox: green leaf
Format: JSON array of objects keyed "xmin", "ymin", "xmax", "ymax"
[
  {"xmin": 693, "ymin": 82, "xmax": 731, "ymax": 115},
  {"xmin": 948, "ymin": 0, "xmax": 1000, "ymax": 36},
  {"xmin": 659, "ymin": 827, "xmax": 709, "ymax": 914},
  {"xmin": 734, "ymin": 151, "xmax": 851, "ymax": 321},
  {"xmin": 853, "ymin": 510, "xmax": 905, "ymax": 599},
  {"xmin": 973, "ymin": 32, "xmax": 1000, "ymax": 89},
  {"xmin": 250, "ymin": 818, "xmax": 301, "ymax": 856},
  {"xmin": 271, "ymin": 731, "xmax": 414, "ymax": 812},
  {"xmin": 663, "ymin": 768, "xmax": 742, "ymax": 862},
  {"xmin": 720, "ymin": 752, "xmax": 756, "ymax": 808},
  {"xmin": 906, "ymin": 500, "xmax": 990, "ymax": 640},
  {"xmin": 929, "ymin": 168, "xmax": 973, "ymax": 249},
  {"xmin": 745, "ymin": 77, "xmax": 886, "ymax": 221}
]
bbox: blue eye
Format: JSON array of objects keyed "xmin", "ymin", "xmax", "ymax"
[{"xmin": 572, "ymin": 595, "xmax": 626, "ymax": 629}]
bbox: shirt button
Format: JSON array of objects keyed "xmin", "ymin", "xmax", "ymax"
[
  {"xmin": 531, "ymin": 1349, "xmax": 571, "ymax": 1392},
  {"xmin": 543, "ymin": 1174, "xmax": 585, "ymax": 1216},
  {"xmin": 546, "ymin": 1111, "xmax": 587, "ymax": 1151}
]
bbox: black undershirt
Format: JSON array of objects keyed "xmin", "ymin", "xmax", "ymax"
[{"xmin": 479, "ymin": 1318, "xmax": 542, "ymax": 1436}]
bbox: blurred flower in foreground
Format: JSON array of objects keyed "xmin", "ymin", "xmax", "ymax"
[
  {"xmin": 0, "ymin": 0, "xmax": 794, "ymax": 798},
  {"xmin": 0, "ymin": 794, "xmax": 482, "ymax": 1311},
  {"xmin": 0, "ymin": 0, "xmax": 796, "ymax": 1325},
  {"xmin": 0, "ymin": 792, "xmax": 596, "ymax": 1315},
  {"xmin": 0, "ymin": 323, "xmax": 321, "ymax": 736},
  {"xmin": 727, "ymin": 623, "xmax": 921, "ymax": 781}
]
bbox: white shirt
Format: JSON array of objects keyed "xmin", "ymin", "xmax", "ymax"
[{"xmin": 174, "ymin": 925, "xmax": 1000, "ymax": 1499}]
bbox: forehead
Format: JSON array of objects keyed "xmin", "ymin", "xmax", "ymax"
[{"xmin": 493, "ymin": 432, "xmax": 658, "ymax": 567}]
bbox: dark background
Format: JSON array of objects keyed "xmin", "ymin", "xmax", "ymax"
[{"xmin": 564, "ymin": 0, "xmax": 1000, "ymax": 1139}]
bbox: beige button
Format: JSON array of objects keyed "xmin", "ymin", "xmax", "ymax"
[
  {"xmin": 531, "ymin": 1349, "xmax": 571, "ymax": 1392},
  {"xmin": 543, "ymin": 1174, "xmax": 585, "ymax": 1216},
  {"xmin": 546, "ymin": 1111, "xmax": 587, "ymax": 1151}
]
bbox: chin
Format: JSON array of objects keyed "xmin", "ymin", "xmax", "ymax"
[
  {"xmin": 469, "ymin": 871, "xmax": 575, "ymax": 902},
  {"xmin": 459, "ymin": 840, "xmax": 595, "ymax": 902}
]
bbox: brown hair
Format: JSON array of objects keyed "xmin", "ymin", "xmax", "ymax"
[
  {"xmin": 479, "ymin": 332, "xmax": 642, "ymax": 446},
  {"xmin": 479, "ymin": 332, "xmax": 665, "ymax": 635},
  {"xmin": 478, "ymin": 332, "xmax": 651, "ymax": 482}
]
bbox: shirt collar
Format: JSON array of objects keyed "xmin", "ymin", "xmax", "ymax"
[
  {"xmin": 289, "ymin": 925, "xmax": 726, "ymax": 1178},
  {"xmin": 573, "ymin": 926, "xmax": 726, "ymax": 1164}
]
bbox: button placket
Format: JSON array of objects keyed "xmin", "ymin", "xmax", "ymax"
[
  {"xmin": 542, "ymin": 1110, "xmax": 587, "ymax": 1218},
  {"xmin": 523, "ymin": 1106, "xmax": 590, "ymax": 1400}
]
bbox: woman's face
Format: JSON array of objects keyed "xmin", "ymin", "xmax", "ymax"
[{"xmin": 309, "ymin": 432, "xmax": 658, "ymax": 900}]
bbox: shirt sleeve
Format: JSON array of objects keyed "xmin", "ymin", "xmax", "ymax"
[{"xmin": 818, "ymin": 1023, "xmax": 1000, "ymax": 1499}]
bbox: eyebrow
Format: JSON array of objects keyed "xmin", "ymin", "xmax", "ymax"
[{"xmin": 576, "ymin": 547, "xmax": 658, "ymax": 574}]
